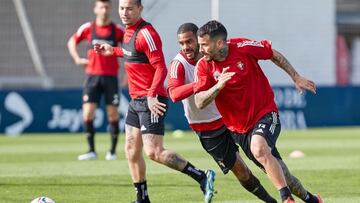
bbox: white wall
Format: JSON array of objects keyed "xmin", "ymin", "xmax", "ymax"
[{"xmin": 140, "ymin": 0, "xmax": 336, "ymax": 85}]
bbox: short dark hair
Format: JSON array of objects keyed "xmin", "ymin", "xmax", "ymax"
[
  {"xmin": 197, "ymin": 20, "xmax": 227, "ymax": 41},
  {"xmin": 134, "ymin": 0, "xmax": 142, "ymax": 6},
  {"xmin": 96, "ymin": 0, "xmax": 111, "ymax": 3},
  {"xmin": 177, "ymin": 23, "xmax": 198, "ymax": 36}
]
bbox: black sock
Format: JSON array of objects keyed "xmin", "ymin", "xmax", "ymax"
[
  {"xmin": 240, "ymin": 173, "xmax": 277, "ymax": 203},
  {"xmin": 304, "ymin": 191, "xmax": 319, "ymax": 203},
  {"xmin": 134, "ymin": 181, "xmax": 150, "ymax": 202},
  {"xmin": 109, "ymin": 121, "xmax": 119, "ymax": 154},
  {"xmin": 279, "ymin": 187, "xmax": 293, "ymax": 202},
  {"xmin": 84, "ymin": 120, "xmax": 95, "ymax": 152},
  {"xmin": 181, "ymin": 162, "xmax": 206, "ymax": 185}
]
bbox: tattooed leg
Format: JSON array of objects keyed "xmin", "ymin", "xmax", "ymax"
[
  {"xmin": 125, "ymin": 124, "xmax": 146, "ymax": 182},
  {"xmin": 142, "ymin": 133, "xmax": 187, "ymax": 171},
  {"xmin": 277, "ymin": 159, "xmax": 308, "ymax": 199}
]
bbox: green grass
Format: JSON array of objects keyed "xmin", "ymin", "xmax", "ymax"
[{"xmin": 1, "ymin": 128, "xmax": 360, "ymax": 203}]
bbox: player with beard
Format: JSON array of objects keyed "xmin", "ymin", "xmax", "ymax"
[
  {"xmin": 168, "ymin": 22, "xmax": 277, "ymax": 203},
  {"xmin": 193, "ymin": 20, "xmax": 323, "ymax": 203}
]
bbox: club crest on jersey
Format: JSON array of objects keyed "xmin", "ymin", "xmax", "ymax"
[
  {"xmin": 237, "ymin": 61, "xmax": 244, "ymax": 70},
  {"xmin": 213, "ymin": 71, "xmax": 221, "ymax": 81}
]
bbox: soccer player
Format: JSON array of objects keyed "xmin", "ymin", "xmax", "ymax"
[
  {"xmin": 94, "ymin": 1, "xmax": 215, "ymax": 202},
  {"xmin": 168, "ymin": 22, "xmax": 277, "ymax": 203},
  {"xmin": 193, "ymin": 20, "xmax": 323, "ymax": 203},
  {"xmin": 67, "ymin": 0, "xmax": 124, "ymax": 161}
]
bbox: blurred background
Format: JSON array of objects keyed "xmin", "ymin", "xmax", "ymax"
[{"xmin": 0, "ymin": 0, "xmax": 359, "ymax": 135}]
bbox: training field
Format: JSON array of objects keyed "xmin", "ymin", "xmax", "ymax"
[{"xmin": 1, "ymin": 128, "xmax": 360, "ymax": 203}]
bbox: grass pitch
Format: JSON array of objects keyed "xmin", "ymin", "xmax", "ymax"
[{"xmin": 1, "ymin": 128, "xmax": 360, "ymax": 203}]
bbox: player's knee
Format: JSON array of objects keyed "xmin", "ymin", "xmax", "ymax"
[
  {"xmin": 144, "ymin": 148, "xmax": 161, "ymax": 161},
  {"xmin": 251, "ymin": 144, "xmax": 271, "ymax": 164},
  {"xmin": 107, "ymin": 114, "xmax": 119, "ymax": 122},
  {"xmin": 83, "ymin": 109, "xmax": 95, "ymax": 121},
  {"xmin": 236, "ymin": 168, "xmax": 251, "ymax": 181},
  {"xmin": 124, "ymin": 143, "xmax": 138, "ymax": 160}
]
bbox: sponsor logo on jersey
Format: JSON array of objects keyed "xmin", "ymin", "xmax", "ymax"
[
  {"xmin": 91, "ymin": 39, "xmax": 116, "ymax": 46},
  {"xmin": 122, "ymin": 48, "xmax": 132, "ymax": 56},
  {"xmin": 237, "ymin": 40, "xmax": 264, "ymax": 48}
]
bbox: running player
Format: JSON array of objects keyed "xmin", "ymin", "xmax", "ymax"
[
  {"xmin": 168, "ymin": 22, "xmax": 277, "ymax": 203},
  {"xmin": 193, "ymin": 20, "xmax": 323, "ymax": 203}
]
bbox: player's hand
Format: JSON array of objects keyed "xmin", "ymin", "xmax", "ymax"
[
  {"xmin": 216, "ymin": 67, "xmax": 235, "ymax": 90},
  {"xmin": 75, "ymin": 58, "xmax": 89, "ymax": 67},
  {"xmin": 94, "ymin": 43, "xmax": 114, "ymax": 56},
  {"xmin": 147, "ymin": 96, "xmax": 167, "ymax": 118},
  {"xmin": 294, "ymin": 75, "xmax": 317, "ymax": 94}
]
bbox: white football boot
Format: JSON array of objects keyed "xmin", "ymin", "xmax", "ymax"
[
  {"xmin": 105, "ymin": 151, "xmax": 117, "ymax": 161},
  {"xmin": 78, "ymin": 151, "xmax": 97, "ymax": 160}
]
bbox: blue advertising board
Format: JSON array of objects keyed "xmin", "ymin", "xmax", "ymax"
[{"xmin": 1, "ymin": 86, "xmax": 359, "ymax": 135}]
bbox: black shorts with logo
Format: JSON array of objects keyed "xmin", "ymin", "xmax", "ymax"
[
  {"xmin": 83, "ymin": 75, "xmax": 119, "ymax": 106},
  {"xmin": 197, "ymin": 125, "xmax": 239, "ymax": 174},
  {"xmin": 125, "ymin": 96, "xmax": 168, "ymax": 135},
  {"xmin": 231, "ymin": 112, "xmax": 282, "ymax": 170}
]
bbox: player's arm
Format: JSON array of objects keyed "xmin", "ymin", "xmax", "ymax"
[
  {"xmin": 67, "ymin": 35, "xmax": 89, "ymax": 67},
  {"xmin": 138, "ymin": 28, "xmax": 167, "ymax": 98},
  {"xmin": 271, "ymin": 49, "xmax": 316, "ymax": 94},
  {"xmin": 138, "ymin": 27, "xmax": 167, "ymax": 116},
  {"xmin": 167, "ymin": 61, "xmax": 194, "ymax": 103},
  {"xmin": 194, "ymin": 67, "xmax": 235, "ymax": 109},
  {"xmin": 94, "ymin": 44, "xmax": 124, "ymax": 57}
]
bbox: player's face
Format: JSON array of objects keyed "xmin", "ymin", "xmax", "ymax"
[
  {"xmin": 198, "ymin": 34, "xmax": 219, "ymax": 61},
  {"xmin": 119, "ymin": 0, "xmax": 143, "ymax": 26},
  {"xmin": 177, "ymin": 31, "xmax": 200, "ymax": 61},
  {"xmin": 94, "ymin": 1, "xmax": 111, "ymax": 22}
]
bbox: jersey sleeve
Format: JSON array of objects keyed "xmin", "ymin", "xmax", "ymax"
[
  {"xmin": 73, "ymin": 22, "xmax": 91, "ymax": 44},
  {"xmin": 235, "ymin": 38, "xmax": 273, "ymax": 60},
  {"xmin": 193, "ymin": 58, "xmax": 213, "ymax": 93},
  {"xmin": 137, "ymin": 26, "xmax": 167, "ymax": 97},
  {"xmin": 167, "ymin": 60, "xmax": 194, "ymax": 103},
  {"xmin": 113, "ymin": 47, "xmax": 124, "ymax": 57}
]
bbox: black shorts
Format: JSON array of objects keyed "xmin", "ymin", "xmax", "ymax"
[
  {"xmin": 83, "ymin": 75, "xmax": 119, "ymax": 106},
  {"xmin": 197, "ymin": 125, "xmax": 239, "ymax": 174},
  {"xmin": 231, "ymin": 112, "xmax": 282, "ymax": 170},
  {"xmin": 125, "ymin": 96, "xmax": 168, "ymax": 135}
]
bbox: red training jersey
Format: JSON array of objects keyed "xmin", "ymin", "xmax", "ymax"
[
  {"xmin": 73, "ymin": 21, "xmax": 123, "ymax": 76},
  {"xmin": 194, "ymin": 38, "xmax": 278, "ymax": 134},
  {"xmin": 114, "ymin": 19, "xmax": 167, "ymax": 99},
  {"xmin": 168, "ymin": 52, "xmax": 223, "ymax": 131}
]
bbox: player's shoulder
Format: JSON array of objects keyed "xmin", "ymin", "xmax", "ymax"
[
  {"xmin": 76, "ymin": 21, "xmax": 92, "ymax": 35},
  {"xmin": 171, "ymin": 54, "xmax": 186, "ymax": 68},
  {"xmin": 139, "ymin": 23, "xmax": 160, "ymax": 38},
  {"xmin": 195, "ymin": 57, "xmax": 209, "ymax": 69},
  {"xmin": 169, "ymin": 59, "xmax": 185, "ymax": 78}
]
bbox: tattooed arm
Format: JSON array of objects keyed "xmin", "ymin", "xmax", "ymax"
[
  {"xmin": 194, "ymin": 67, "xmax": 235, "ymax": 109},
  {"xmin": 271, "ymin": 49, "xmax": 316, "ymax": 94}
]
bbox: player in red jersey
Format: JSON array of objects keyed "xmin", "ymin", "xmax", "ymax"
[
  {"xmin": 193, "ymin": 20, "xmax": 323, "ymax": 203},
  {"xmin": 67, "ymin": 0, "xmax": 124, "ymax": 161},
  {"xmin": 94, "ymin": 1, "xmax": 215, "ymax": 203},
  {"xmin": 168, "ymin": 22, "xmax": 277, "ymax": 203}
]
